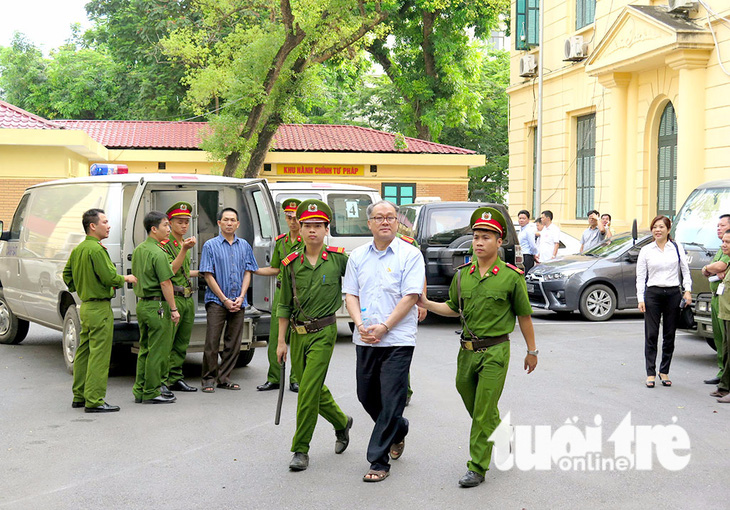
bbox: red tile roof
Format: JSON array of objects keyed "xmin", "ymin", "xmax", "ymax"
[
  {"xmin": 1, "ymin": 102, "xmax": 474, "ymax": 154},
  {"xmin": 55, "ymin": 120, "xmax": 208, "ymax": 150},
  {"xmin": 0, "ymin": 100, "xmax": 63, "ymax": 130},
  {"xmin": 54, "ymin": 120, "xmax": 475, "ymax": 154}
]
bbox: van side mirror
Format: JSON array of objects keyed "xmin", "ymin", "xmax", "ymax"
[{"xmin": 0, "ymin": 221, "xmax": 8, "ymax": 241}]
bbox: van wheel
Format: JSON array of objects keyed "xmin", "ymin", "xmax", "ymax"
[
  {"xmin": 579, "ymin": 284, "xmax": 616, "ymax": 321},
  {"xmin": 0, "ymin": 295, "xmax": 29, "ymax": 345},
  {"xmin": 62, "ymin": 305, "xmax": 80, "ymax": 374},
  {"xmin": 236, "ymin": 348, "xmax": 255, "ymax": 367}
]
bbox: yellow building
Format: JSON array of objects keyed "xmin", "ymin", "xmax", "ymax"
[
  {"xmin": 0, "ymin": 102, "xmax": 484, "ymax": 224},
  {"xmin": 508, "ymin": 0, "xmax": 730, "ymax": 236}
]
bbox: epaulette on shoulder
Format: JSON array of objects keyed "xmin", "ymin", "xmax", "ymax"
[
  {"xmin": 275, "ymin": 233, "xmax": 287, "ymax": 241},
  {"xmin": 326, "ymin": 246, "xmax": 346, "ymax": 254},
  {"xmin": 281, "ymin": 252, "xmax": 299, "ymax": 266},
  {"xmin": 160, "ymin": 239, "xmax": 170, "ymax": 246},
  {"xmin": 456, "ymin": 262, "xmax": 471, "ymax": 270},
  {"xmin": 506, "ymin": 263, "xmax": 524, "ymax": 275},
  {"xmin": 399, "ymin": 234, "xmax": 416, "ymax": 245}
]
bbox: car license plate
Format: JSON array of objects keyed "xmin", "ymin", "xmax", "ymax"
[{"xmin": 526, "ymin": 283, "xmax": 535, "ymax": 293}]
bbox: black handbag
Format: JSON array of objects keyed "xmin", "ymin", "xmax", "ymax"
[{"xmin": 671, "ymin": 240, "xmax": 695, "ymax": 329}]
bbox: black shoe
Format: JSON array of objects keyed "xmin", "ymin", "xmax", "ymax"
[
  {"xmin": 257, "ymin": 381, "xmax": 280, "ymax": 391},
  {"xmin": 704, "ymin": 377, "xmax": 721, "ymax": 385},
  {"xmin": 289, "ymin": 382, "xmax": 299, "ymax": 393},
  {"xmin": 160, "ymin": 385, "xmax": 175, "ymax": 398},
  {"xmin": 458, "ymin": 470, "xmax": 485, "ymax": 488},
  {"xmin": 142, "ymin": 395, "xmax": 176, "ymax": 404},
  {"xmin": 170, "ymin": 380, "xmax": 198, "ymax": 392},
  {"xmin": 289, "ymin": 452, "xmax": 309, "ymax": 471},
  {"xmin": 335, "ymin": 416, "xmax": 353, "ymax": 454},
  {"xmin": 85, "ymin": 402, "xmax": 120, "ymax": 413},
  {"xmin": 72, "ymin": 401, "xmax": 85, "ymax": 409}
]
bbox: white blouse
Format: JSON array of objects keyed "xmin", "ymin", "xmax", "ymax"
[{"xmin": 635, "ymin": 240, "xmax": 692, "ymax": 302}]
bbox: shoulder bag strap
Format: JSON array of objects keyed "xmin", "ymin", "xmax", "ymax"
[
  {"xmin": 289, "ymin": 259, "xmax": 316, "ymax": 321},
  {"xmin": 670, "ymin": 240, "xmax": 683, "ymax": 289}
]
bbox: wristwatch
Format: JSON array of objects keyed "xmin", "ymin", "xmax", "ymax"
[{"xmin": 527, "ymin": 349, "xmax": 539, "ymax": 356}]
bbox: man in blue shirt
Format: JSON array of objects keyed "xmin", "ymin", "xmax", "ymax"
[
  {"xmin": 344, "ymin": 200, "xmax": 425, "ymax": 483},
  {"xmin": 517, "ymin": 210, "xmax": 538, "ymax": 273},
  {"xmin": 199, "ymin": 207, "xmax": 258, "ymax": 392}
]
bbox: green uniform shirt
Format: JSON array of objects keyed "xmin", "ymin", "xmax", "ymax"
[
  {"xmin": 132, "ymin": 237, "xmax": 175, "ymax": 298},
  {"xmin": 271, "ymin": 232, "xmax": 303, "ymax": 282},
  {"xmin": 445, "ymin": 257, "xmax": 532, "ymax": 337},
  {"xmin": 718, "ymin": 271, "xmax": 730, "ymax": 321},
  {"xmin": 63, "ymin": 235, "xmax": 125, "ymax": 301},
  {"xmin": 277, "ymin": 246, "xmax": 348, "ymax": 321},
  {"xmin": 161, "ymin": 236, "xmax": 191, "ymax": 288},
  {"xmin": 710, "ymin": 248, "xmax": 730, "ymax": 293}
]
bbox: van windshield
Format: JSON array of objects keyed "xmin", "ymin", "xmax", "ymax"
[{"xmin": 671, "ymin": 186, "xmax": 730, "ymax": 251}]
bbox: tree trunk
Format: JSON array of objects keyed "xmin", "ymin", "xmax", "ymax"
[{"xmin": 244, "ymin": 113, "xmax": 282, "ymax": 178}]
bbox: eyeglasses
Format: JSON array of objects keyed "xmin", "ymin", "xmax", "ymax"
[{"xmin": 369, "ymin": 216, "xmax": 397, "ymax": 224}]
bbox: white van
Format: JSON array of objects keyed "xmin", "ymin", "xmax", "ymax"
[
  {"xmin": 0, "ymin": 174, "xmax": 278, "ymax": 371},
  {"xmin": 267, "ymin": 182, "xmax": 381, "ymax": 253}
]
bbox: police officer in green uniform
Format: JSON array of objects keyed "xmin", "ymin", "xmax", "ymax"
[
  {"xmin": 64, "ymin": 208, "xmax": 137, "ymax": 413},
  {"xmin": 701, "ymin": 214, "xmax": 730, "ymax": 385},
  {"xmin": 132, "ymin": 211, "xmax": 180, "ymax": 404},
  {"xmin": 255, "ymin": 198, "xmax": 302, "ymax": 392},
  {"xmin": 419, "ymin": 207, "xmax": 538, "ymax": 488},
  {"xmin": 161, "ymin": 202, "xmax": 199, "ymax": 393},
  {"xmin": 276, "ymin": 199, "xmax": 353, "ymax": 472}
]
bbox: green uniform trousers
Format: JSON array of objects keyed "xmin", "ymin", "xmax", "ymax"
[
  {"xmin": 455, "ymin": 341, "xmax": 510, "ymax": 476},
  {"xmin": 72, "ymin": 301, "xmax": 114, "ymax": 408},
  {"xmin": 163, "ymin": 295, "xmax": 195, "ymax": 386},
  {"xmin": 266, "ymin": 289, "xmax": 298, "ymax": 385},
  {"xmin": 133, "ymin": 300, "xmax": 173, "ymax": 400},
  {"xmin": 289, "ymin": 323, "xmax": 348, "ymax": 454},
  {"xmin": 719, "ymin": 320, "xmax": 730, "ymax": 391},
  {"xmin": 711, "ymin": 295, "xmax": 725, "ymax": 378}
]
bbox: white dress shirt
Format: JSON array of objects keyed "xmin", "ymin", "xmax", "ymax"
[
  {"xmin": 538, "ymin": 223, "xmax": 561, "ymax": 262},
  {"xmin": 343, "ymin": 237, "xmax": 425, "ymax": 347},
  {"xmin": 635, "ymin": 240, "xmax": 692, "ymax": 302}
]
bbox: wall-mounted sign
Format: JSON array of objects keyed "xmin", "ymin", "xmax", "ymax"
[{"xmin": 277, "ymin": 165, "xmax": 364, "ymax": 176}]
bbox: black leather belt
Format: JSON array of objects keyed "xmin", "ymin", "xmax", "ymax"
[
  {"xmin": 292, "ymin": 314, "xmax": 336, "ymax": 334},
  {"xmin": 460, "ymin": 334, "xmax": 509, "ymax": 352},
  {"xmin": 85, "ymin": 298, "xmax": 111, "ymax": 302},
  {"xmin": 140, "ymin": 296, "xmax": 163, "ymax": 301},
  {"xmin": 172, "ymin": 285, "xmax": 193, "ymax": 298}
]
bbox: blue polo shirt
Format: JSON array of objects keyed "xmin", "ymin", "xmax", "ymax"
[{"xmin": 199, "ymin": 234, "xmax": 258, "ymax": 306}]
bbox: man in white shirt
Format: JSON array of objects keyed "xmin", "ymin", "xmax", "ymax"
[
  {"xmin": 536, "ymin": 210, "xmax": 560, "ymax": 263},
  {"xmin": 343, "ymin": 200, "xmax": 425, "ymax": 483}
]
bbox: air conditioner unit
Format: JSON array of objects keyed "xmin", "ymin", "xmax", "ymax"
[
  {"xmin": 519, "ymin": 54, "xmax": 537, "ymax": 78},
  {"xmin": 667, "ymin": 0, "xmax": 698, "ymax": 14},
  {"xmin": 564, "ymin": 36, "xmax": 588, "ymax": 61}
]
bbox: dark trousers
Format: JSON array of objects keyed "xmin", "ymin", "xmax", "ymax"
[
  {"xmin": 523, "ymin": 254, "xmax": 535, "ymax": 273},
  {"xmin": 644, "ymin": 286, "xmax": 681, "ymax": 376},
  {"xmin": 356, "ymin": 345, "xmax": 413, "ymax": 472},
  {"xmin": 202, "ymin": 302, "xmax": 244, "ymax": 385}
]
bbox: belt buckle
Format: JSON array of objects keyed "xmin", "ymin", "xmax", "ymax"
[
  {"xmin": 463, "ymin": 340, "xmax": 473, "ymax": 351},
  {"xmin": 183, "ymin": 287, "xmax": 192, "ymax": 298},
  {"xmin": 295, "ymin": 325, "xmax": 308, "ymax": 335}
]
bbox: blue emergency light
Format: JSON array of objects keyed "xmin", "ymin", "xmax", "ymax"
[{"xmin": 90, "ymin": 164, "xmax": 129, "ymax": 176}]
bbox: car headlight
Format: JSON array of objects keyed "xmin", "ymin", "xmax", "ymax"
[
  {"xmin": 543, "ymin": 268, "xmax": 586, "ymax": 281},
  {"xmin": 697, "ymin": 301, "xmax": 708, "ymax": 312}
]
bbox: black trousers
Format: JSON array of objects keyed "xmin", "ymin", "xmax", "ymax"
[
  {"xmin": 523, "ymin": 254, "xmax": 535, "ymax": 273},
  {"xmin": 356, "ymin": 345, "xmax": 414, "ymax": 472},
  {"xmin": 644, "ymin": 286, "xmax": 681, "ymax": 376},
  {"xmin": 202, "ymin": 302, "xmax": 245, "ymax": 385}
]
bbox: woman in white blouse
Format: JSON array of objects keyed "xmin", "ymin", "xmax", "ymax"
[{"xmin": 636, "ymin": 216, "xmax": 692, "ymax": 388}]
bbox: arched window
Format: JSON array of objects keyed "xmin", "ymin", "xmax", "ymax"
[{"xmin": 657, "ymin": 102, "xmax": 678, "ymax": 217}]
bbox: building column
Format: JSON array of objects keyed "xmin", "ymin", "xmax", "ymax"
[
  {"xmin": 666, "ymin": 49, "xmax": 711, "ymax": 208},
  {"xmin": 598, "ymin": 72, "xmax": 632, "ymax": 223}
]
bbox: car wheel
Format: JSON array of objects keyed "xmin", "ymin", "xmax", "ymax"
[
  {"xmin": 236, "ymin": 348, "xmax": 255, "ymax": 367},
  {"xmin": 579, "ymin": 284, "xmax": 616, "ymax": 321},
  {"xmin": 62, "ymin": 305, "xmax": 80, "ymax": 374},
  {"xmin": 0, "ymin": 294, "xmax": 29, "ymax": 345}
]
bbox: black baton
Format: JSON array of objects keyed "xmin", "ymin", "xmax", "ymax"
[{"xmin": 275, "ymin": 361, "xmax": 286, "ymax": 425}]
